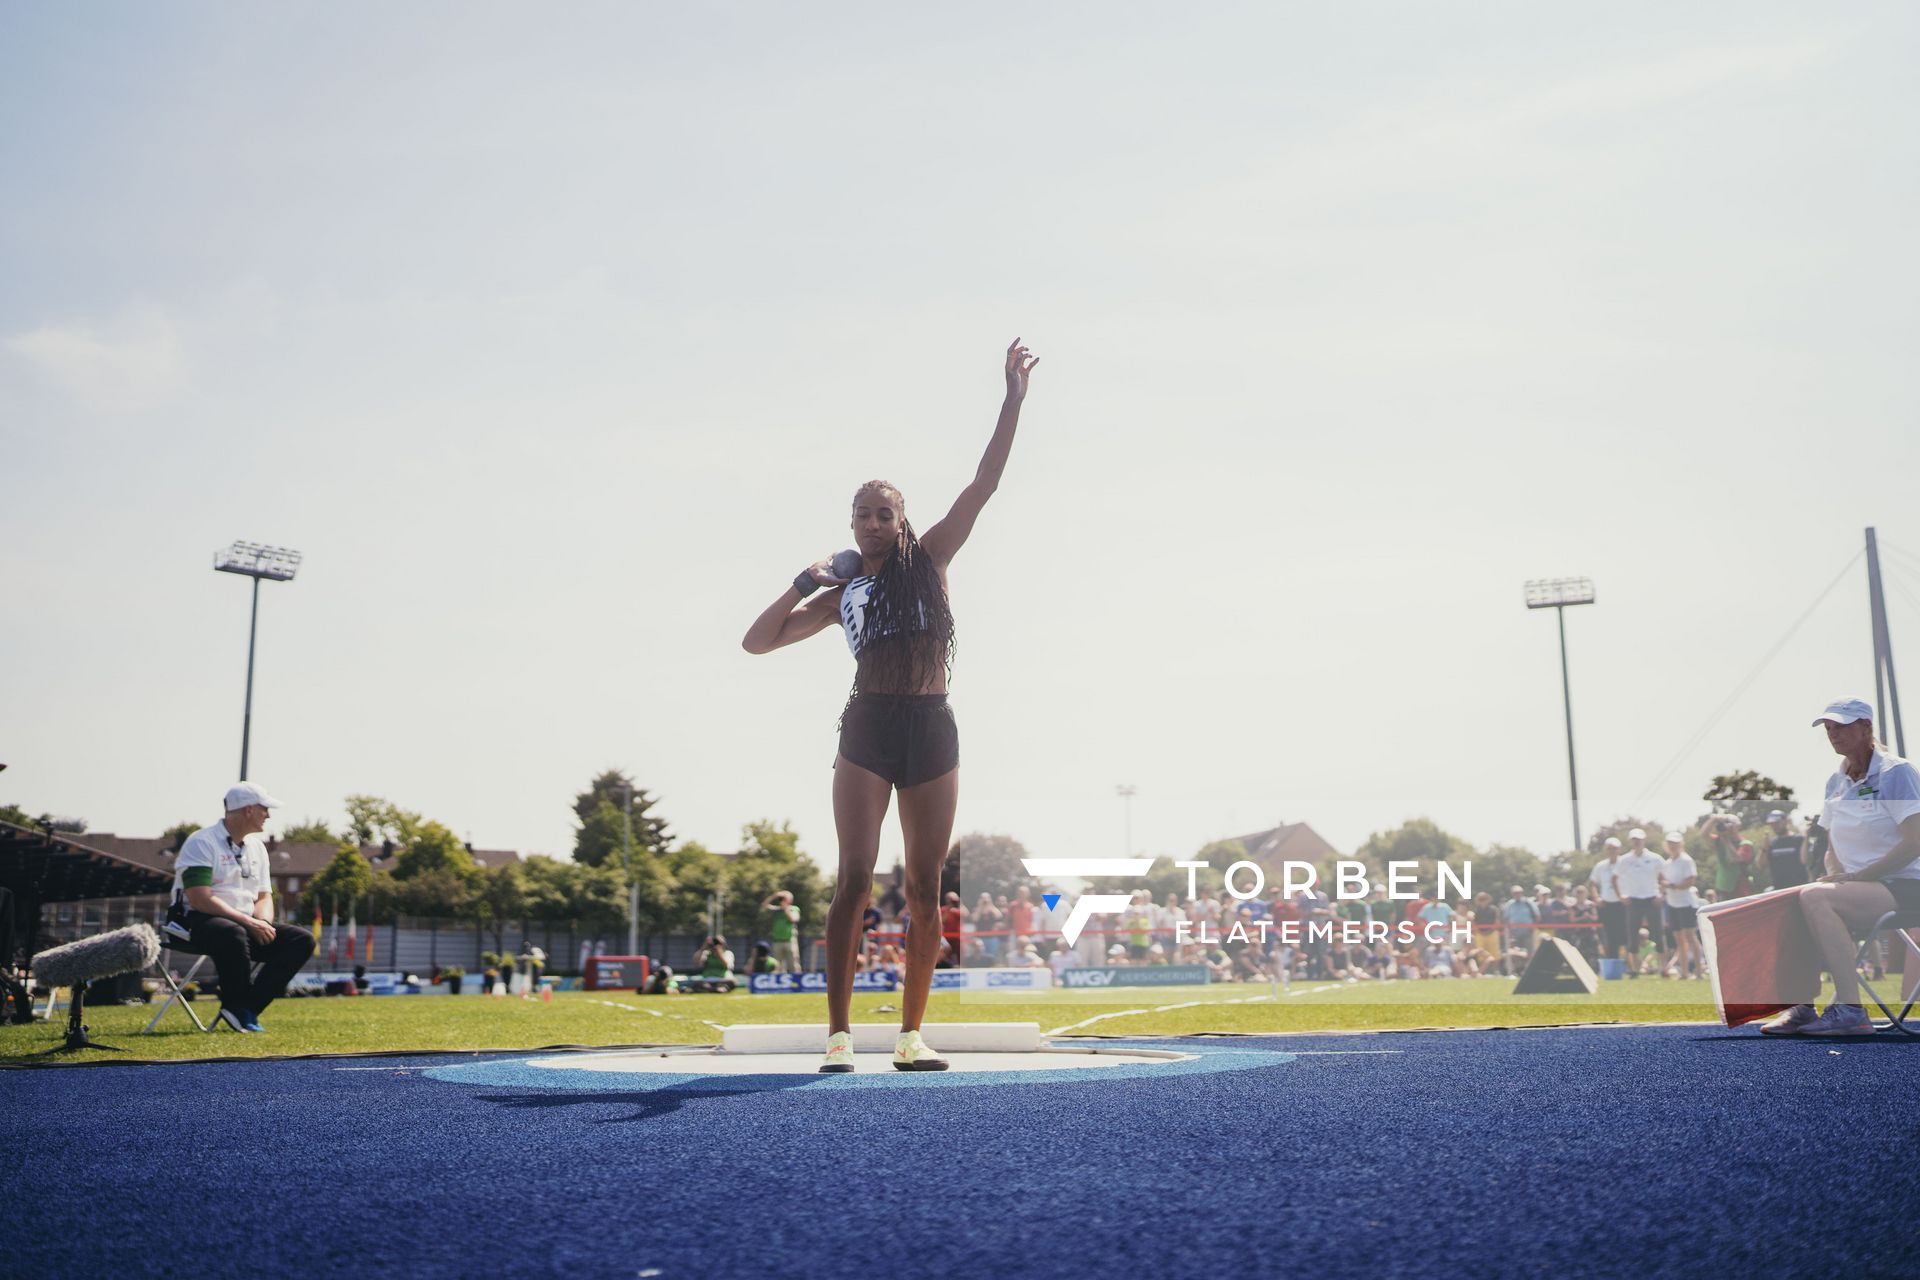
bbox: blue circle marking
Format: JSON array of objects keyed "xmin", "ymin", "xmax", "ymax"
[{"xmin": 419, "ymin": 1041, "xmax": 1295, "ymax": 1093}]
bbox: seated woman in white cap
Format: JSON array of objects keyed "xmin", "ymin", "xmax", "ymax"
[
  {"xmin": 167, "ymin": 783, "xmax": 315, "ymax": 1033},
  {"xmin": 1762, "ymin": 699, "xmax": 1920, "ymax": 1036}
]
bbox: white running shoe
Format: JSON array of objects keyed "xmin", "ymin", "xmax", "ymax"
[
  {"xmin": 1801, "ymin": 1004, "xmax": 1875, "ymax": 1037},
  {"xmin": 892, "ymin": 1029, "xmax": 949, "ymax": 1071},
  {"xmin": 1758, "ymin": 1003, "xmax": 1819, "ymax": 1036},
  {"xmin": 818, "ymin": 1031, "xmax": 856, "ymax": 1073}
]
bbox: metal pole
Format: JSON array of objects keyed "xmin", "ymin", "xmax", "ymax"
[
  {"xmin": 621, "ymin": 782, "xmax": 638, "ymax": 956},
  {"xmin": 1866, "ymin": 528, "xmax": 1907, "ymax": 756},
  {"xmin": 239, "ymin": 575, "xmax": 261, "ymax": 780},
  {"xmin": 1557, "ymin": 605, "xmax": 1582, "ymax": 852}
]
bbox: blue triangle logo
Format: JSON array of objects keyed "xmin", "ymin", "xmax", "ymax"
[{"xmin": 1042, "ymin": 894, "xmax": 1062, "ymax": 911}]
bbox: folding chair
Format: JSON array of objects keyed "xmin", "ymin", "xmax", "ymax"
[
  {"xmin": 1853, "ymin": 909, "xmax": 1920, "ymax": 1037},
  {"xmin": 143, "ymin": 936, "xmax": 214, "ymax": 1033}
]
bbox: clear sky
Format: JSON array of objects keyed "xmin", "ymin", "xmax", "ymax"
[{"xmin": 5, "ymin": 3, "xmax": 1919, "ymax": 874}]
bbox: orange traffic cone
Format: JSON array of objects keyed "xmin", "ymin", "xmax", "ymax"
[{"xmin": 541, "ymin": 983, "xmax": 553, "ymax": 1004}]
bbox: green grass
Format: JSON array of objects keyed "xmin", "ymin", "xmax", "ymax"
[{"xmin": 0, "ymin": 975, "xmax": 1757, "ymax": 1066}]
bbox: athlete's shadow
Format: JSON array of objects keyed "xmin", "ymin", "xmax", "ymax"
[{"xmin": 478, "ymin": 1077, "xmax": 821, "ymax": 1124}]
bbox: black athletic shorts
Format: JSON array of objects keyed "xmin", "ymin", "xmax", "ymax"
[
  {"xmin": 1667, "ymin": 905, "xmax": 1698, "ymax": 930},
  {"xmin": 1883, "ymin": 877, "xmax": 1920, "ymax": 913},
  {"xmin": 836, "ymin": 694, "xmax": 958, "ymax": 788}
]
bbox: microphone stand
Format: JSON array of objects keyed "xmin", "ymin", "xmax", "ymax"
[{"xmin": 27, "ymin": 978, "xmax": 127, "ymax": 1059}]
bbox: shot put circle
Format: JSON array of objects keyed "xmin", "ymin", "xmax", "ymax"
[{"xmin": 419, "ymin": 1041, "xmax": 1296, "ymax": 1092}]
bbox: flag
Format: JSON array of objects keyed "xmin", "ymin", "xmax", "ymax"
[
  {"xmin": 1696, "ymin": 888, "xmax": 1822, "ymax": 1026},
  {"xmin": 346, "ymin": 904, "xmax": 357, "ymax": 962},
  {"xmin": 315, "ymin": 901, "xmax": 326, "ymax": 964},
  {"xmin": 364, "ymin": 922, "xmax": 374, "ymax": 967},
  {"xmin": 327, "ymin": 898, "xmax": 339, "ymax": 967}
]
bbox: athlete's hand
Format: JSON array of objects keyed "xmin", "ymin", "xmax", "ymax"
[
  {"xmin": 804, "ymin": 558, "xmax": 848, "ymax": 588},
  {"xmin": 1005, "ymin": 337, "xmax": 1038, "ymax": 401},
  {"xmin": 1817, "ymin": 870, "xmax": 1856, "ymax": 884},
  {"xmin": 245, "ymin": 917, "xmax": 277, "ymax": 945}
]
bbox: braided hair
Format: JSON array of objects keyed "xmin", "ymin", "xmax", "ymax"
[{"xmin": 848, "ymin": 480, "xmax": 956, "ymax": 697}]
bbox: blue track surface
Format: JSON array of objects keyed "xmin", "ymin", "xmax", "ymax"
[{"xmin": 9, "ymin": 1025, "xmax": 1918, "ymax": 1279}]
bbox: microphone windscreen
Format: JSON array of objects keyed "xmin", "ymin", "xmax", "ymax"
[{"xmin": 31, "ymin": 923, "xmax": 161, "ymax": 988}]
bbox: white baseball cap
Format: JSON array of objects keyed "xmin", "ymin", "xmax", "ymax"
[
  {"xmin": 1628, "ymin": 827, "xmax": 1647, "ymax": 840},
  {"xmin": 1813, "ymin": 698, "xmax": 1873, "ymax": 727},
  {"xmin": 1665, "ymin": 831, "xmax": 1685, "ymax": 846},
  {"xmin": 1604, "ymin": 836, "xmax": 1622, "ymax": 848},
  {"xmin": 224, "ymin": 781, "xmax": 284, "ymax": 811}
]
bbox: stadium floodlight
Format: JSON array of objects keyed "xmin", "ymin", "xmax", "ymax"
[
  {"xmin": 1524, "ymin": 577, "xmax": 1596, "ymax": 610},
  {"xmin": 1115, "ymin": 784, "xmax": 1138, "ymax": 856},
  {"xmin": 1524, "ymin": 577, "xmax": 1595, "ymax": 854},
  {"xmin": 214, "ymin": 541, "xmax": 302, "ymax": 582},
  {"xmin": 214, "ymin": 540, "xmax": 303, "ymax": 781}
]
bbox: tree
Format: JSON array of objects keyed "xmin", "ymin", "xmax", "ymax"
[
  {"xmin": 394, "ymin": 868, "xmax": 476, "ymax": 919},
  {"xmin": 344, "ymin": 795, "xmax": 422, "ymax": 848},
  {"xmin": 391, "ymin": 821, "xmax": 479, "ymax": 881},
  {"xmin": 304, "ymin": 846, "xmax": 375, "ymax": 918},
  {"xmin": 162, "ymin": 820, "xmax": 200, "ymax": 850},
  {"xmin": 1703, "ymin": 771, "xmax": 1797, "ymax": 829},
  {"xmin": 1138, "ymin": 840, "xmax": 1250, "ymax": 901},
  {"xmin": 516, "ymin": 857, "xmax": 630, "ymax": 932},
  {"xmin": 364, "ymin": 870, "xmax": 402, "ymax": 923},
  {"xmin": 722, "ymin": 821, "xmax": 827, "ymax": 944},
  {"xmin": 666, "ymin": 842, "xmax": 727, "ymax": 935},
  {"xmin": 281, "ymin": 817, "xmax": 337, "ymax": 844},
  {"xmin": 473, "ymin": 861, "xmax": 528, "ymax": 952},
  {"xmin": 1469, "ymin": 844, "xmax": 1552, "ymax": 898},
  {"xmin": 1348, "ymin": 818, "xmax": 1473, "ymax": 892},
  {"xmin": 571, "ymin": 770, "xmax": 671, "ymax": 867},
  {"xmin": 519, "ymin": 856, "xmax": 578, "ymax": 922},
  {"xmin": 943, "ymin": 832, "xmax": 1033, "ymax": 903}
]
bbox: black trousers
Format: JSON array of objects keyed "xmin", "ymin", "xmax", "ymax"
[{"xmin": 186, "ymin": 914, "xmax": 314, "ymax": 1013}]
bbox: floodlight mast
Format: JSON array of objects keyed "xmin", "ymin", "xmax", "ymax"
[
  {"xmin": 213, "ymin": 541, "xmax": 303, "ymax": 781},
  {"xmin": 621, "ymin": 780, "xmax": 639, "ymax": 957},
  {"xmin": 1524, "ymin": 578, "xmax": 1596, "ymax": 853}
]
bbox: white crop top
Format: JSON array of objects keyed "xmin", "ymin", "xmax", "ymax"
[{"xmin": 839, "ymin": 576, "xmax": 929, "ymax": 657}]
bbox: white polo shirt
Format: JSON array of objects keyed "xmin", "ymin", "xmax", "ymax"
[
  {"xmin": 1587, "ymin": 857, "xmax": 1621, "ymax": 903},
  {"xmin": 1821, "ymin": 750, "xmax": 1920, "ymax": 882},
  {"xmin": 173, "ymin": 820, "xmax": 272, "ymax": 914},
  {"xmin": 1660, "ymin": 853, "xmax": 1698, "ymax": 908},
  {"xmin": 1615, "ymin": 851, "xmax": 1664, "ymax": 899}
]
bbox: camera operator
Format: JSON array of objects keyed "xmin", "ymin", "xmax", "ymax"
[
  {"xmin": 1702, "ymin": 814, "xmax": 1759, "ymax": 898},
  {"xmin": 694, "ymin": 935, "xmax": 735, "ymax": 981}
]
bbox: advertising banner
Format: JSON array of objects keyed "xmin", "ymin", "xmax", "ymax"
[
  {"xmin": 749, "ymin": 970, "xmax": 899, "ymax": 994},
  {"xmin": 1059, "ymin": 965, "xmax": 1211, "ymax": 989}
]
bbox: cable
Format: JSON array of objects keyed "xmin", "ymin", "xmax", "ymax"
[
  {"xmin": 1629, "ymin": 549, "xmax": 1863, "ymax": 813},
  {"xmin": 1878, "ymin": 539, "xmax": 1920, "ymax": 576}
]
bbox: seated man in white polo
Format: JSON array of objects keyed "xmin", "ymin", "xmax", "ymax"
[{"xmin": 169, "ymin": 783, "xmax": 315, "ymax": 1033}]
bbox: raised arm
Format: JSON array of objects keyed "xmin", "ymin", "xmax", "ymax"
[{"xmin": 919, "ymin": 338, "xmax": 1038, "ymax": 568}]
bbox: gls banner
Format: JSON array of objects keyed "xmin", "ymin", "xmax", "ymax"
[{"xmin": 749, "ymin": 971, "xmax": 899, "ymax": 994}]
